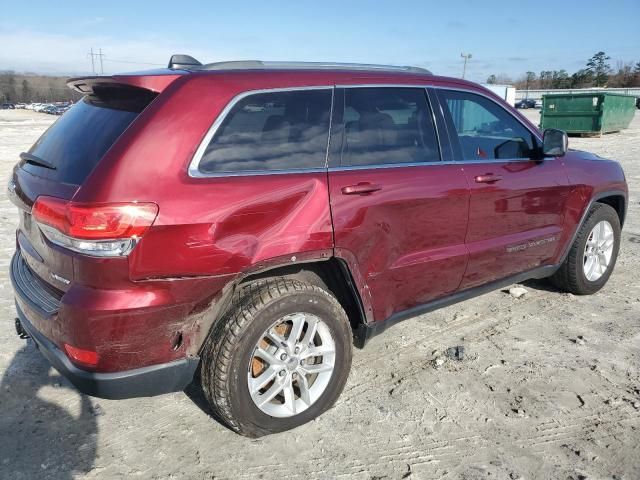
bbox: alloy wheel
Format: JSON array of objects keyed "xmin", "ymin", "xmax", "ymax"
[
  {"xmin": 583, "ymin": 220, "xmax": 614, "ymax": 281},
  {"xmin": 247, "ymin": 313, "xmax": 336, "ymax": 418}
]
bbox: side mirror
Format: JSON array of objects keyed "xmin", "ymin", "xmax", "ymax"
[{"xmin": 542, "ymin": 128, "xmax": 568, "ymax": 157}]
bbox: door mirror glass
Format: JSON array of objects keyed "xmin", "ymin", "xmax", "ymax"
[{"xmin": 542, "ymin": 128, "xmax": 568, "ymax": 157}]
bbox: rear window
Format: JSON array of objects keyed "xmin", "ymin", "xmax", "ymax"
[
  {"xmin": 23, "ymin": 86, "xmax": 155, "ymax": 184},
  {"xmin": 197, "ymin": 89, "xmax": 332, "ymax": 174}
]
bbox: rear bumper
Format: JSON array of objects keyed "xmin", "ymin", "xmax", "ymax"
[
  {"xmin": 15, "ymin": 302, "xmax": 199, "ymax": 399},
  {"xmin": 9, "ymin": 242, "xmax": 224, "ymax": 371},
  {"xmin": 10, "ymin": 246, "xmax": 200, "ymax": 399}
]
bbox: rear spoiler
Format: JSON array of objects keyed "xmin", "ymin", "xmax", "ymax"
[{"xmin": 66, "ymin": 72, "xmax": 183, "ymax": 95}]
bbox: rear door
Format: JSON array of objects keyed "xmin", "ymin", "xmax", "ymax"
[
  {"xmin": 435, "ymin": 88, "xmax": 571, "ymax": 289},
  {"xmin": 9, "ymin": 85, "xmax": 157, "ymax": 290},
  {"xmin": 328, "ymin": 87, "xmax": 469, "ymax": 321}
]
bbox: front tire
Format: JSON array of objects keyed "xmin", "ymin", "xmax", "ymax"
[
  {"xmin": 200, "ymin": 278, "xmax": 352, "ymax": 437},
  {"xmin": 551, "ymin": 203, "xmax": 621, "ymax": 295}
]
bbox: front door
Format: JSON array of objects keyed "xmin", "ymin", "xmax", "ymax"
[
  {"xmin": 328, "ymin": 87, "xmax": 470, "ymax": 321},
  {"xmin": 435, "ymin": 88, "xmax": 571, "ymax": 289}
]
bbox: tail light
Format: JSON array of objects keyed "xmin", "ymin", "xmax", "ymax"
[{"xmin": 32, "ymin": 196, "xmax": 158, "ymax": 257}]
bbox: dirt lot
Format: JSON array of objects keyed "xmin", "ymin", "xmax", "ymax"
[{"xmin": 0, "ymin": 108, "xmax": 639, "ymax": 480}]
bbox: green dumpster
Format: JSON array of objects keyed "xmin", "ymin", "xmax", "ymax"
[{"xmin": 540, "ymin": 92, "xmax": 636, "ymax": 135}]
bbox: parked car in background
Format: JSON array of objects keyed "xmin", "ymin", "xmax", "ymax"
[
  {"xmin": 10, "ymin": 56, "xmax": 628, "ymax": 437},
  {"xmin": 46, "ymin": 105, "xmax": 67, "ymax": 115},
  {"xmin": 535, "ymin": 99, "xmax": 543, "ymax": 109},
  {"xmin": 1, "ymin": 103, "xmax": 16, "ymax": 109},
  {"xmin": 515, "ymin": 98, "xmax": 536, "ymax": 109}
]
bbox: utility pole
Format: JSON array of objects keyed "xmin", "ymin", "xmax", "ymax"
[
  {"xmin": 98, "ymin": 48, "xmax": 104, "ymax": 74},
  {"xmin": 461, "ymin": 52, "xmax": 472, "ymax": 79},
  {"xmin": 88, "ymin": 48, "xmax": 105, "ymax": 74},
  {"xmin": 89, "ymin": 48, "xmax": 95, "ymax": 74}
]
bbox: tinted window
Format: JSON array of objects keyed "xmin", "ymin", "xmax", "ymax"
[
  {"xmin": 439, "ymin": 90, "xmax": 536, "ymax": 161},
  {"xmin": 25, "ymin": 87, "xmax": 154, "ymax": 184},
  {"xmin": 341, "ymin": 88, "xmax": 439, "ymax": 166},
  {"xmin": 198, "ymin": 89, "xmax": 332, "ymax": 174}
]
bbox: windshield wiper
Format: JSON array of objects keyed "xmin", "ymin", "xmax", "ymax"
[{"xmin": 19, "ymin": 152, "xmax": 57, "ymax": 170}]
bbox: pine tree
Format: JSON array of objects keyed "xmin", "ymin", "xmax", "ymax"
[{"xmin": 586, "ymin": 51, "xmax": 611, "ymax": 87}]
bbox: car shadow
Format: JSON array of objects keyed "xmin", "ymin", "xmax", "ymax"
[
  {"xmin": 183, "ymin": 368, "xmax": 235, "ymax": 433},
  {"xmin": 0, "ymin": 343, "xmax": 98, "ymax": 479},
  {"xmin": 521, "ymin": 277, "xmax": 564, "ymax": 293}
]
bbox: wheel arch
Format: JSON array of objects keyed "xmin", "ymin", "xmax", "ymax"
[
  {"xmin": 558, "ymin": 189, "xmax": 627, "ymax": 265},
  {"xmin": 193, "ymin": 255, "xmax": 370, "ymax": 356},
  {"xmin": 596, "ymin": 193, "xmax": 626, "ymax": 228},
  {"xmin": 237, "ymin": 257, "xmax": 368, "ymax": 345}
]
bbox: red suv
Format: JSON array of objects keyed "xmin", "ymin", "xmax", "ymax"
[{"xmin": 9, "ymin": 56, "xmax": 627, "ymax": 436}]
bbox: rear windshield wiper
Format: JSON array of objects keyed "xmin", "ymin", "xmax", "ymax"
[{"xmin": 19, "ymin": 152, "xmax": 57, "ymax": 170}]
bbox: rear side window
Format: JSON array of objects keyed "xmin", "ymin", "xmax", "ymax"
[
  {"xmin": 341, "ymin": 88, "xmax": 440, "ymax": 166},
  {"xmin": 438, "ymin": 89, "xmax": 537, "ymax": 161},
  {"xmin": 198, "ymin": 89, "xmax": 332, "ymax": 174},
  {"xmin": 24, "ymin": 86, "xmax": 155, "ymax": 184}
]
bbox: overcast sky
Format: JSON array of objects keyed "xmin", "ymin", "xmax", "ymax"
[{"xmin": 1, "ymin": 0, "xmax": 639, "ymax": 82}]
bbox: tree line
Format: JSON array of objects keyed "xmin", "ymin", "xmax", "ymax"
[
  {"xmin": 0, "ymin": 72, "xmax": 81, "ymax": 103},
  {"xmin": 486, "ymin": 52, "xmax": 640, "ymax": 89}
]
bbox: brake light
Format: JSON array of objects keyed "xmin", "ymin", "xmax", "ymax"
[
  {"xmin": 63, "ymin": 343, "xmax": 99, "ymax": 368},
  {"xmin": 32, "ymin": 196, "xmax": 158, "ymax": 256}
]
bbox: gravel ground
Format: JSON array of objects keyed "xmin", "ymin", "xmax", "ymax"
[{"xmin": 0, "ymin": 108, "xmax": 639, "ymax": 480}]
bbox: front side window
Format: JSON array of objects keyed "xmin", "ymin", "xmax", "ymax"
[
  {"xmin": 438, "ymin": 90, "xmax": 537, "ymax": 161},
  {"xmin": 198, "ymin": 89, "xmax": 332, "ymax": 174},
  {"xmin": 341, "ymin": 88, "xmax": 440, "ymax": 166}
]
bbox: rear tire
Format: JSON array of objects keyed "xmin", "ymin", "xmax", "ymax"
[
  {"xmin": 200, "ymin": 278, "xmax": 352, "ymax": 437},
  {"xmin": 551, "ymin": 203, "xmax": 620, "ymax": 295}
]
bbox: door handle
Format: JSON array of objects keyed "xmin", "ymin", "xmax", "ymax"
[
  {"xmin": 341, "ymin": 183, "xmax": 383, "ymax": 195},
  {"xmin": 474, "ymin": 174, "xmax": 503, "ymax": 184}
]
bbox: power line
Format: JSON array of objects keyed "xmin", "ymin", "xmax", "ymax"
[
  {"xmin": 103, "ymin": 58, "xmax": 165, "ymax": 66},
  {"xmin": 87, "ymin": 48, "xmax": 105, "ymax": 74},
  {"xmin": 86, "ymin": 49, "xmax": 166, "ymax": 74}
]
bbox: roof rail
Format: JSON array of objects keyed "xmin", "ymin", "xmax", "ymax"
[{"xmin": 168, "ymin": 56, "xmax": 431, "ymax": 74}]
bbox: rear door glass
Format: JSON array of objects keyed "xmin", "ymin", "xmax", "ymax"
[
  {"xmin": 341, "ymin": 88, "xmax": 440, "ymax": 166},
  {"xmin": 24, "ymin": 87, "xmax": 155, "ymax": 184},
  {"xmin": 198, "ymin": 89, "xmax": 332, "ymax": 174}
]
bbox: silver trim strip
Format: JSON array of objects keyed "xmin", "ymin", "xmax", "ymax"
[
  {"xmin": 329, "ymin": 161, "xmax": 455, "ymax": 172},
  {"xmin": 327, "ymin": 157, "xmax": 538, "ymax": 172},
  {"xmin": 188, "ymin": 86, "xmax": 333, "ymax": 178},
  {"xmin": 335, "ymin": 83, "xmax": 430, "ymax": 89},
  {"xmin": 188, "ymin": 83, "xmax": 545, "ymax": 178}
]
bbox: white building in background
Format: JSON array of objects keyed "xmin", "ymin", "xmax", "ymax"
[{"xmin": 482, "ymin": 84, "xmax": 516, "ymax": 106}]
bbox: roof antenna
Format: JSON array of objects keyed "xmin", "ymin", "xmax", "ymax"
[{"xmin": 168, "ymin": 54, "xmax": 202, "ymax": 70}]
